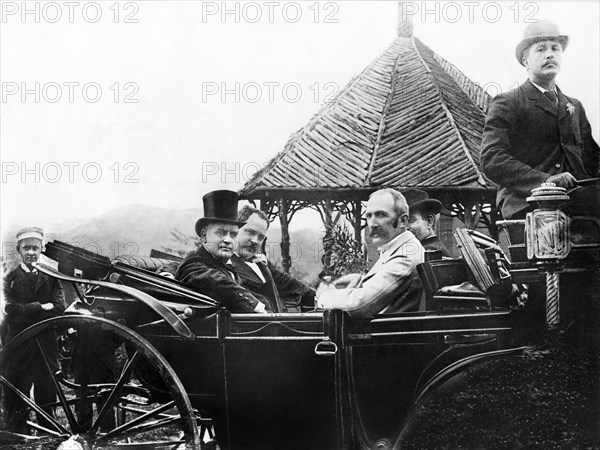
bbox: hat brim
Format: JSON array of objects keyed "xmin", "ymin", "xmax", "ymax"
[
  {"xmin": 516, "ymin": 35, "xmax": 569, "ymax": 66},
  {"xmin": 195, "ymin": 218, "xmax": 246, "ymax": 237},
  {"xmin": 409, "ymin": 199, "xmax": 443, "ymax": 216}
]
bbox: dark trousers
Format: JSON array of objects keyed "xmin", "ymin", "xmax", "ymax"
[{"xmin": 4, "ymin": 364, "xmax": 56, "ymax": 433}]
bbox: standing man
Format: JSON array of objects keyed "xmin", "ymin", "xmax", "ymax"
[
  {"xmin": 481, "ymin": 20, "xmax": 600, "ymax": 333},
  {"xmin": 233, "ymin": 205, "xmax": 315, "ymax": 313},
  {"xmin": 176, "ymin": 190, "xmax": 268, "ymax": 313},
  {"xmin": 317, "ymin": 189, "xmax": 424, "ymax": 318},
  {"xmin": 481, "ymin": 20, "xmax": 599, "ymax": 221},
  {"xmin": 405, "ymin": 189, "xmax": 452, "ymax": 258},
  {"xmin": 2, "ymin": 227, "xmax": 66, "ymax": 433}
]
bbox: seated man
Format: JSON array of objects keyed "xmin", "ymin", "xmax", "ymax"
[
  {"xmin": 176, "ymin": 190, "xmax": 268, "ymax": 313},
  {"xmin": 233, "ymin": 206, "xmax": 315, "ymax": 313},
  {"xmin": 405, "ymin": 189, "xmax": 453, "ymax": 258},
  {"xmin": 317, "ymin": 188, "xmax": 424, "ymax": 318}
]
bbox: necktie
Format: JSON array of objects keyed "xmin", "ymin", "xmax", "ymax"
[{"xmin": 544, "ymin": 91, "xmax": 558, "ymax": 111}]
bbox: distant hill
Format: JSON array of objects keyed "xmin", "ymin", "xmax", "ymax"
[{"xmin": 2, "ymin": 205, "xmax": 324, "ymax": 284}]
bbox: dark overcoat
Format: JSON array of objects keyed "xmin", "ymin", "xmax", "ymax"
[
  {"xmin": 481, "ymin": 79, "xmax": 600, "ymax": 219},
  {"xmin": 175, "ymin": 246, "xmax": 261, "ymax": 313}
]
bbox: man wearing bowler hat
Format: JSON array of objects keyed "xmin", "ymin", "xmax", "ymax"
[
  {"xmin": 405, "ymin": 189, "xmax": 452, "ymax": 258},
  {"xmin": 481, "ymin": 20, "xmax": 600, "ymax": 333},
  {"xmin": 176, "ymin": 190, "xmax": 268, "ymax": 313},
  {"xmin": 481, "ymin": 19, "xmax": 599, "ymax": 221}
]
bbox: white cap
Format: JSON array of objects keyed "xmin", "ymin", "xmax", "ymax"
[{"xmin": 16, "ymin": 226, "xmax": 44, "ymax": 242}]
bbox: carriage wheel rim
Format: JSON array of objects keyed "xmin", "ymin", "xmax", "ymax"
[{"xmin": 0, "ymin": 315, "xmax": 201, "ymax": 449}]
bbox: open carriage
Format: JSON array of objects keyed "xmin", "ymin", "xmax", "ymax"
[{"xmin": 1, "ymin": 197, "xmax": 598, "ymax": 449}]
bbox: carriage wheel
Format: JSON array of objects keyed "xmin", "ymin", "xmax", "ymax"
[{"xmin": 0, "ymin": 316, "xmax": 202, "ymax": 449}]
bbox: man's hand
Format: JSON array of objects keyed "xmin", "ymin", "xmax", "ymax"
[
  {"xmin": 333, "ymin": 273, "xmax": 362, "ymax": 289},
  {"xmin": 316, "ymin": 281, "xmax": 335, "ymax": 300},
  {"xmin": 41, "ymin": 303, "xmax": 54, "ymax": 311},
  {"xmin": 546, "ymin": 172, "xmax": 577, "ymax": 189}
]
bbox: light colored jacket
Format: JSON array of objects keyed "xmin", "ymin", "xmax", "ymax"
[{"xmin": 319, "ymin": 231, "xmax": 424, "ymax": 318}]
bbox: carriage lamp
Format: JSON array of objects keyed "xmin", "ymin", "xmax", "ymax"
[{"xmin": 525, "ymin": 183, "xmax": 571, "ymax": 329}]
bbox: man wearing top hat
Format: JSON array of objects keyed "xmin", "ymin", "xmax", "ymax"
[
  {"xmin": 176, "ymin": 190, "xmax": 269, "ymax": 313},
  {"xmin": 2, "ymin": 226, "xmax": 66, "ymax": 432},
  {"xmin": 481, "ymin": 19, "xmax": 599, "ymax": 221},
  {"xmin": 405, "ymin": 189, "xmax": 452, "ymax": 258}
]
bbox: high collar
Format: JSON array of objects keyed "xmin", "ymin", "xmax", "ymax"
[{"xmin": 20, "ymin": 262, "xmax": 37, "ymax": 273}]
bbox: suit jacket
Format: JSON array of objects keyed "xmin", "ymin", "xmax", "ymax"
[
  {"xmin": 3, "ymin": 264, "xmax": 65, "ymax": 341},
  {"xmin": 318, "ymin": 231, "xmax": 424, "ymax": 319},
  {"xmin": 3, "ymin": 264, "xmax": 66, "ymax": 372},
  {"xmin": 481, "ymin": 79, "xmax": 600, "ymax": 219},
  {"xmin": 421, "ymin": 235, "xmax": 452, "ymax": 258},
  {"xmin": 175, "ymin": 246, "xmax": 261, "ymax": 313},
  {"xmin": 232, "ymin": 254, "xmax": 316, "ymax": 313}
]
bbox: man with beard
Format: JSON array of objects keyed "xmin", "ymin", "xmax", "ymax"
[
  {"xmin": 176, "ymin": 190, "xmax": 268, "ymax": 313},
  {"xmin": 232, "ymin": 206, "xmax": 315, "ymax": 313},
  {"xmin": 317, "ymin": 189, "xmax": 424, "ymax": 318}
]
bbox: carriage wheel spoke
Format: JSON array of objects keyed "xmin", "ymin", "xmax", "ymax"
[
  {"xmin": 0, "ymin": 375, "xmax": 69, "ymax": 435},
  {"xmin": 36, "ymin": 337, "xmax": 79, "ymax": 431},
  {"xmin": 94, "ymin": 414, "xmax": 183, "ymax": 444},
  {"xmin": 97, "ymin": 401, "xmax": 176, "ymax": 441},
  {"xmin": 90, "ymin": 350, "xmax": 141, "ymax": 434}
]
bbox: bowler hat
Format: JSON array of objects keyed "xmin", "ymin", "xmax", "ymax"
[
  {"xmin": 195, "ymin": 190, "xmax": 245, "ymax": 237},
  {"xmin": 403, "ymin": 189, "xmax": 443, "ymax": 216},
  {"xmin": 515, "ymin": 20, "xmax": 569, "ymax": 66}
]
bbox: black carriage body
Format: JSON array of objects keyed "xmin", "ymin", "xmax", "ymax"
[{"xmin": 34, "ymin": 240, "xmax": 524, "ymax": 449}]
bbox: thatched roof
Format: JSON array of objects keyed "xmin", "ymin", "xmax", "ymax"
[{"xmin": 241, "ymin": 26, "xmax": 493, "ymax": 202}]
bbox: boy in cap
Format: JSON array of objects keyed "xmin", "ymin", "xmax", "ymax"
[{"xmin": 2, "ymin": 226, "xmax": 65, "ymax": 432}]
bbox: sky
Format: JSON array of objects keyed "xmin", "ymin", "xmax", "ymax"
[{"xmin": 1, "ymin": 0, "xmax": 599, "ymax": 236}]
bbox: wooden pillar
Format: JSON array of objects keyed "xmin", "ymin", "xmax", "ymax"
[
  {"xmin": 354, "ymin": 200, "xmax": 362, "ymax": 248},
  {"xmin": 488, "ymin": 204, "xmax": 500, "ymax": 241},
  {"xmin": 279, "ymin": 199, "xmax": 291, "ymax": 273},
  {"xmin": 322, "ymin": 201, "xmax": 334, "ymax": 269}
]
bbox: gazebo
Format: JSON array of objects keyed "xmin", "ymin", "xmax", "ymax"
[{"xmin": 240, "ymin": 6, "xmax": 497, "ymax": 272}]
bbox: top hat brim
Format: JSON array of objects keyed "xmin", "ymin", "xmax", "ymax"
[
  {"xmin": 195, "ymin": 218, "xmax": 246, "ymax": 237},
  {"xmin": 516, "ymin": 35, "xmax": 569, "ymax": 65},
  {"xmin": 409, "ymin": 199, "xmax": 443, "ymax": 216}
]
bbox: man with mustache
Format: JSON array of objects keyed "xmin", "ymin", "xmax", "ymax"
[
  {"xmin": 176, "ymin": 190, "xmax": 268, "ymax": 313},
  {"xmin": 481, "ymin": 20, "xmax": 599, "ymax": 221},
  {"xmin": 317, "ymin": 188, "xmax": 424, "ymax": 318},
  {"xmin": 232, "ymin": 206, "xmax": 315, "ymax": 313},
  {"xmin": 481, "ymin": 20, "xmax": 600, "ymax": 333}
]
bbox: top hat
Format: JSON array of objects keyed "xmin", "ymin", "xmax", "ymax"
[
  {"xmin": 195, "ymin": 190, "xmax": 245, "ymax": 236},
  {"xmin": 16, "ymin": 226, "xmax": 44, "ymax": 242},
  {"xmin": 403, "ymin": 189, "xmax": 443, "ymax": 216},
  {"xmin": 515, "ymin": 20, "xmax": 569, "ymax": 66}
]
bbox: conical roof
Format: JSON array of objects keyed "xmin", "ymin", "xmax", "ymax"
[{"xmin": 240, "ymin": 31, "xmax": 492, "ymax": 200}]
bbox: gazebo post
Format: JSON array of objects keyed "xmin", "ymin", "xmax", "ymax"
[
  {"xmin": 354, "ymin": 200, "xmax": 362, "ymax": 248},
  {"xmin": 279, "ymin": 199, "xmax": 292, "ymax": 273}
]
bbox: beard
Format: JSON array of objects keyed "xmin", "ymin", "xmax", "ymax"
[{"xmin": 238, "ymin": 242, "xmax": 258, "ymax": 261}]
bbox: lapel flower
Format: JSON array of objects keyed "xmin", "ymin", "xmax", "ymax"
[{"xmin": 566, "ymin": 102, "xmax": 575, "ymax": 115}]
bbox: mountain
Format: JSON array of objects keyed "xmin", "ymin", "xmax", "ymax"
[{"xmin": 2, "ymin": 205, "xmax": 324, "ymax": 284}]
